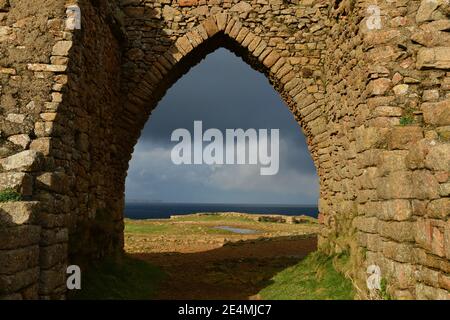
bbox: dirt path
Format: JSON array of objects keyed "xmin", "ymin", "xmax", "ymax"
[{"xmin": 131, "ymin": 236, "xmax": 317, "ymax": 300}]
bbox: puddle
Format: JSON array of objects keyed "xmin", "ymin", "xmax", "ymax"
[{"xmin": 214, "ymin": 226, "xmax": 259, "ymax": 234}]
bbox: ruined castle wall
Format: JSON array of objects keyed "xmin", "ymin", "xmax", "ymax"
[
  {"xmin": 0, "ymin": 0, "xmax": 69, "ymax": 299},
  {"xmin": 0, "ymin": 0, "xmax": 124, "ymax": 299},
  {"xmin": 355, "ymin": 0, "xmax": 450, "ymax": 300},
  {"xmin": 0, "ymin": 0, "xmax": 449, "ymax": 300}
]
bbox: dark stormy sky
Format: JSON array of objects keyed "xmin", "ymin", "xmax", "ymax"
[{"xmin": 125, "ymin": 48, "xmax": 319, "ymax": 205}]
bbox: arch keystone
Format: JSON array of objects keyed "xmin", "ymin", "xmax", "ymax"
[
  {"xmin": 203, "ymin": 17, "xmax": 219, "ymax": 37},
  {"xmin": 214, "ymin": 13, "xmax": 228, "ymax": 31}
]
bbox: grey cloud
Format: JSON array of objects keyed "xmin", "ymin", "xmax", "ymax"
[{"xmin": 125, "ymin": 48, "xmax": 318, "ymax": 204}]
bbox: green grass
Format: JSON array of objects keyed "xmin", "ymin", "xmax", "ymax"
[
  {"xmin": 69, "ymin": 255, "xmax": 164, "ymax": 300},
  {"xmin": 0, "ymin": 188, "xmax": 22, "ymax": 202},
  {"xmin": 125, "ymin": 214, "xmax": 316, "ymax": 237},
  {"xmin": 399, "ymin": 115, "xmax": 414, "ymax": 126},
  {"xmin": 124, "ymin": 219, "xmax": 240, "ymax": 235},
  {"xmin": 124, "ymin": 222, "xmax": 172, "ymax": 234},
  {"xmin": 258, "ymin": 252, "xmax": 355, "ymax": 300},
  {"xmin": 172, "ymin": 214, "xmax": 254, "ymax": 223}
]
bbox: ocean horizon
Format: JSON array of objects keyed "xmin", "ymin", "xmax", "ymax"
[{"xmin": 124, "ymin": 202, "xmax": 319, "ymax": 219}]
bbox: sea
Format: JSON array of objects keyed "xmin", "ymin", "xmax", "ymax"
[{"xmin": 124, "ymin": 202, "xmax": 319, "ymax": 220}]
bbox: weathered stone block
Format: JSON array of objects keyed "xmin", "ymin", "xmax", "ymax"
[
  {"xmin": 30, "ymin": 138, "xmax": 51, "ymax": 156},
  {"xmin": 36, "ymin": 172, "xmax": 69, "ymax": 194},
  {"xmin": 357, "ymin": 167, "xmax": 379, "ymax": 189},
  {"xmin": 416, "ymin": 283, "xmax": 450, "ymax": 300},
  {"xmin": 214, "ymin": 13, "xmax": 227, "ymax": 31},
  {"xmin": 203, "ymin": 17, "xmax": 219, "ymax": 37},
  {"xmin": 366, "ymin": 233, "xmax": 381, "ymax": 251},
  {"xmin": 7, "ymin": 134, "xmax": 30, "ymax": 149},
  {"xmin": 421, "ymin": 100, "xmax": 450, "ymax": 126},
  {"xmin": 0, "ymin": 150, "xmax": 43, "ymax": 172},
  {"xmin": 439, "ymin": 273, "xmax": 450, "ymax": 291},
  {"xmin": 38, "ymin": 264, "xmax": 66, "ymax": 295},
  {"xmin": 427, "ymin": 198, "xmax": 450, "ymax": 219},
  {"xmin": 377, "ymin": 171, "xmax": 414, "ymax": 199},
  {"xmin": 229, "ymin": 2, "xmax": 252, "ymax": 14},
  {"xmin": 412, "ymin": 200, "xmax": 429, "ymax": 216},
  {"xmin": 0, "ymin": 246, "xmax": 39, "ymax": 274},
  {"xmin": 27, "ymin": 64, "xmax": 66, "ymax": 72},
  {"xmin": 263, "ymin": 50, "xmax": 280, "ymax": 69},
  {"xmin": 357, "ymin": 149, "xmax": 381, "ymax": 168},
  {"xmin": 417, "ymin": 265, "xmax": 440, "ymax": 288},
  {"xmin": 378, "ymin": 150, "xmax": 408, "ymax": 176},
  {"xmin": 40, "ymin": 228, "xmax": 68, "ymax": 246},
  {"xmin": 39, "ymin": 244, "xmax": 67, "ymax": 269},
  {"xmin": 382, "ymin": 241, "xmax": 414, "ymax": 263},
  {"xmin": 0, "ymin": 202, "xmax": 39, "ymax": 227},
  {"xmin": 178, "ymin": 0, "xmax": 198, "ymax": 7},
  {"xmin": 416, "ymin": 0, "xmax": 440, "ymax": 22},
  {"xmin": 353, "ymin": 216, "xmax": 378, "ymax": 233},
  {"xmin": 415, "ymin": 218, "xmax": 432, "ymax": 251},
  {"xmin": 0, "ymin": 267, "xmax": 39, "ymax": 295},
  {"xmin": 387, "ymin": 127, "xmax": 423, "ymax": 150},
  {"xmin": 425, "ymin": 142, "xmax": 450, "ymax": 172},
  {"xmin": 411, "ymin": 30, "xmax": 450, "ymax": 48},
  {"xmin": 405, "ymin": 139, "xmax": 432, "ymax": 169},
  {"xmin": 394, "ymin": 289, "xmax": 414, "ymax": 300},
  {"xmin": 0, "ymin": 172, "xmax": 32, "ymax": 196},
  {"xmin": 378, "ymin": 200, "xmax": 412, "ymax": 221},
  {"xmin": 357, "ymin": 201, "xmax": 381, "ymax": 217},
  {"xmin": 394, "ymin": 262, "xmax": 416, "ymax": 290},
  {"xmin": 0, "ymin": 225, "xmax": 40, "ymax": 250},
  {"xmin": 368, "ymin": 78, "xmax": 392, "ymax": 96},
  {"xmin": 411, "ymin": 170, "xmax": 440, "ymax": 200},
  {"xmin": 175, "ymin": 36, "xmax": 193, "ymax": 55},
  {"xmin": 378, "ymin": 220, "xmax": 415, "ymax": 242},
  {"xmin": 355, "ymin": 126, "xmax": 388, "ymax": 152},
  {"xmin": 52, "ymin": 41, "xmax": 72, "ymax": 56},
  {"xmin": 445, "ymin": 221, "xmax": 450, "ymax": 259},
  {"xmin": 432, "ymin": 225, "xmax": 445, "ymax": 257},
  {"xmin": 417, "ymin": 47, "xmax": 450, "ymax": 70}
]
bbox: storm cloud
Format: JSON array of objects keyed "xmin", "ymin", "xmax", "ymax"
[{"xmin": 125, "ymin": 48, "xmax": 319, "ymax": 205}]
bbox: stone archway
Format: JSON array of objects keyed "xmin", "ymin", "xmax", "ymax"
[{"xmin": 0, "ymin": 0, "xmax": 449, "ymax": 300}]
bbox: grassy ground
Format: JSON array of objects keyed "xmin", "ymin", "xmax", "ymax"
[
  {"xmin": 258, "ymin": 252, "xmax": 355, "ymax": 300},
  {"xmin": 170, "ymin": 214, "xmax": 255, "ymax": 223},
  {"xmin": 70, "ymin": 216, "xmax": 351, "ymax": 300},
  {"xmin": 124, "ymin": 219, "xmax": 236, "ymax": 235},
  {"xmin": 69, "ymin": 255, "xmax": 165, "ymax": 300}
]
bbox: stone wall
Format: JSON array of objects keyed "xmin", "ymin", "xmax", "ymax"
[
  {"xmin": 0, "ymin": 0, "xmax": 124, "ymax": 299},
  {"xmin": 0, "ymin": 0, "xmax": 449, "ymax": 299}
]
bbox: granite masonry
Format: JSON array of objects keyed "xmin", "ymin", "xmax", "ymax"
[{"xmin": 0, "ymin": 0, "xmax": 449, "ymax": 299}]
